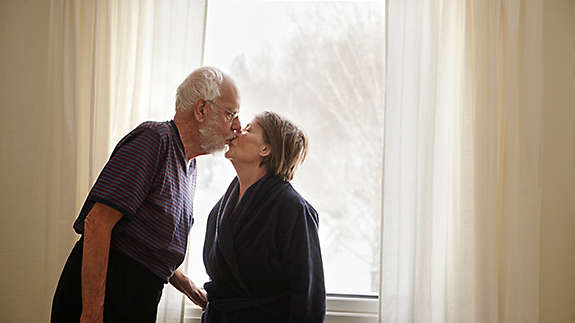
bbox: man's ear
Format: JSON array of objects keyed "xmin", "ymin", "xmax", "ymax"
[
  {"xmin": 193, "ymin": 98, "xmax": 208, "ymax": 122},
  {"xmin": 259, "ymin": 144, "xmax": 271, "ymax": 158}
]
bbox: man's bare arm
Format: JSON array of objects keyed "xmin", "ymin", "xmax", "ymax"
[
  {"xmin": 80, "ymin": 202, "xmax": 123, "ymax": 323},
  {"xmin": 169, "ymin": 268, "xmax": 207, "ymax": 310}
]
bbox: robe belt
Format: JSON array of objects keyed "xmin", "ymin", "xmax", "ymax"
[{"xmin": 207, "ymin": 293, "xmax": 286, "ymax": 312}]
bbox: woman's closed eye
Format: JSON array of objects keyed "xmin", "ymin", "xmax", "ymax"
[{"xmin": 241, "ymin": 124, "xmax": 252, "ymax": 134}]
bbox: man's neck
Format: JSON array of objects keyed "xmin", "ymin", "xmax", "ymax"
[{"xmin": 173, "ymin": 117, "xmax": 205, "ymax": 161}]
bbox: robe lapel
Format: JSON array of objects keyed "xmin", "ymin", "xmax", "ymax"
[
  {"xmin": 231, "ymin": 175, "xmax": 286, "ymax": 239},
  {"xmin": 211, "ymin": 175, "xmax": 289, "ymax": 294},
  {"xmin": 214, "ymin": 178, "xmax": 250, "ymax": 293}
]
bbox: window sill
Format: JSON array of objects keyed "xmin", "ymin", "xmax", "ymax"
[{"xmin": 184, "ymin": 294, "xmax": 378, "ymax": 323}]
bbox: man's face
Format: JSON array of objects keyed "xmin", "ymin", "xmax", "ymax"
[{"xmin": 199, "ymin": 79, "xmax": 241, "ymax": 154}]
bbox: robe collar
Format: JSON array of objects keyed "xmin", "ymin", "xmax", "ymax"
[{"xmin": 214, "ymin": 173, "xmax": 288, "ymax": 293}]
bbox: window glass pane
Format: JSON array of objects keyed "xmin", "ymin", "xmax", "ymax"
[{"xmin": 187, "ymin": 0, "xmax": 385, "ymax": 295}]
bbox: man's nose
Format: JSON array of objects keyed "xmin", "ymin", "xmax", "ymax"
[{"xmin": 231, "ymin": 117, "xmax": 242, "ymax": 133}]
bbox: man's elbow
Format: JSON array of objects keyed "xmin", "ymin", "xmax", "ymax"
[{"xmin": 84, "ymin": 203, "xmax": 123, "ymax": 234}]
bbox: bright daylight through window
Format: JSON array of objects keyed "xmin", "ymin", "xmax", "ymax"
[{"xmin": 186, "ymin": 0, "xmax": 385, "ymax": 296}]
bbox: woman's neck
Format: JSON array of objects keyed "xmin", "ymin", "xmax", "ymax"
[{"xmin": 232, "ymin": 162, "xmax": 268, "ymax": 201}]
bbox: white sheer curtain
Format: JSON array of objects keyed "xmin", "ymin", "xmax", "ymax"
[
  {"xmin": 46, "ymin": 1, "xmax": 206, "ymax": 322},
  {"xmin": 381, "ymin": 0, "xmax": 543, "ymax": 322}
]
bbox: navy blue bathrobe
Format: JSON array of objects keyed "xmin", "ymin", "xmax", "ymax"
[{"xmin": 202, "ymin": 174, "xmax": 325, "ymax": 322}]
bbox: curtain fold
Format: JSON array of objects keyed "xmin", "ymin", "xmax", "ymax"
[
  {"xmin": 46, "ymin": 1, "xmax": 207, "ymax": 321},
  {"xmin": 381, "ymin": 0, "xmax": 543, "ymax": 322}
]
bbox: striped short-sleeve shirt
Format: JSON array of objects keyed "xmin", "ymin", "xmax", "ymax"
[{"xmin": 73, "ymin": 120, "xmax": 196, "ymax": 282}]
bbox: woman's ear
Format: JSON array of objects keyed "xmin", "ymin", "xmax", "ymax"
[
  {"xmin": 193, "ymin": 98, "xmax": 208, "ymax": 122},
  {"xmin": 259, "ymin": 144, "xmax": 271, "ymax": 158}
]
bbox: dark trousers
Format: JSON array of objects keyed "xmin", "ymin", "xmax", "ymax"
[{"xmin": 51, "ymin": 238, "xmax": 165, "ymax": 323}]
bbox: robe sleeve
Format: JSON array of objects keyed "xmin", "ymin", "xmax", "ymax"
[{"xmin": 284, "ymin": 201, "xmax": 326, "ymax": 322}]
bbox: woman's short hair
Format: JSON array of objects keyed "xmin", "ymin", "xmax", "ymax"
[
  {"xmin": 255, "ymin": 111, "xmax": 308, "ymax": 182},
  {"xmin": 175, "ymin": 66, "xmax": 224, "ymax": 112}
]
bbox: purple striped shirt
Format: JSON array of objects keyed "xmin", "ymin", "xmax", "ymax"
[{"xmin": 74, "ymin": 120, "xmax": 196, "ymax": 282}]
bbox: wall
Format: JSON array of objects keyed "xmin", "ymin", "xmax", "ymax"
[
  {"xmin": 541, "ymin": 1, "xmax": 575, "ymax": 322},
  {"xmin": 0, "ymin": 0, "xmax": 51, "ymax": 321}
]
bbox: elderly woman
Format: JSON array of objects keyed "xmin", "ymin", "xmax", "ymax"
[{"xmin": 201, "ymin": 111, "xmax": 326, "ymax": 322}]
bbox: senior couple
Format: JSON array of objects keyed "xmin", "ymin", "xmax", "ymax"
[{"xmin": 51, "ymin": 67, "xmax": 325, "ymax": 323}]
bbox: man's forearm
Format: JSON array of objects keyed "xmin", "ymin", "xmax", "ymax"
[
  {"xmin": 80, "ymin": 203, "xmax": 123, "ymax": 322},
  {"xmin": 169, "ymin": 269, "xmax": 207, "ymax": 309},
  {"xmin": 169, "ymin": 269, "xmax": 192, "ymax": 297}
]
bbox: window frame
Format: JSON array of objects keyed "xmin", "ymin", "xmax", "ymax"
[
  {"xmin": 183, "ymin": 294, "xmax": 378, "ymax": 323},
  {"xmin": 185, "ymin": 3, "xmax": 385, "ymax": 319}
]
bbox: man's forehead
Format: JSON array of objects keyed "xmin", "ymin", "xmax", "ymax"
[
  {"xmin": 219, "ymin": 79, "xmax": 240, "ymax": 106},
  {"xmin": 217, "ymin": 96, "xmax": 240, "ymax": 112},
  {"xmin": 218, "ymin": 94, "xmax": 240, "ymax": 112}
]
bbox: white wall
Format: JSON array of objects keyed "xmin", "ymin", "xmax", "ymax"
[
  {"xmin": 541, "ymin": 1, "xmax": 575, "ymax": 322},
  {"xmin": 0, "ymin": 0, "xmax": 51, "ymax": 322}
]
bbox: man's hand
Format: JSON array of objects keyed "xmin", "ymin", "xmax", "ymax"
[
  {"xmin": 185, "ymin": 281, "xmax": 208, "ymax": 310},
  {"xmin": 187, "ymin": 282, "xmax": 207, "ymax": 310},
  {"xmin": 169, "ymin": 269, "xmax": 207, "ymax": 310}
]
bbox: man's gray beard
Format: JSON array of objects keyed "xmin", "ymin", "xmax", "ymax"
[{"xmin": 198, "ymin": 115, "xmax": 227, "ymax": 154}]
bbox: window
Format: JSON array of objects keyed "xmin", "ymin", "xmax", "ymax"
[{"xmin": 185, "ymin": 0, "xmax": 385, "ymax": 308}]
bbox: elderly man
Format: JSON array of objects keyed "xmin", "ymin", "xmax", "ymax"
[{"xmin": 51, "ymin": 66, "xmax": 241, "ymax": 323}]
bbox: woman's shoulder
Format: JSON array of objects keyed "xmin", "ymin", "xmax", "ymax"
[
  {"xmin": 277, "ymin": 183, "xmax": 318, "ymax": 217},
  {"xmin": 276, "ymin": 182, "xmax": 303, "ymax": 204}
]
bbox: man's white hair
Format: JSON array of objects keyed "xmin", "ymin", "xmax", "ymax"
[{"xmin": 175, "ymin": 66, "xmax": 224, "ymax": 112}]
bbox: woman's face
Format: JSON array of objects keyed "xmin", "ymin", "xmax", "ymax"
[{"xmin": 225, "ymin": 119, "xmax": 270, "ymax": 164}]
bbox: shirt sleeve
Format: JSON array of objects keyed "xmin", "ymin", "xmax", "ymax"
[{"xmin": 87, "ymin": 126, "xmax": 163, "ymax": 220}]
